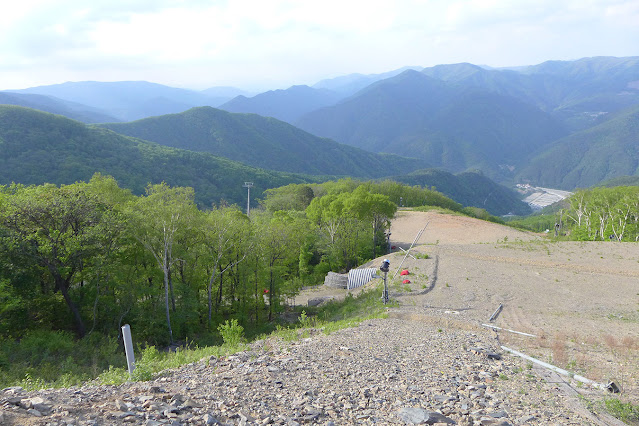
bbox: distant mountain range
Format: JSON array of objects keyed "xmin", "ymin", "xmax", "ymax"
[
  {"xmin": 0, "ymin": 91, "xmax": 119, "ymax": 123},
  {"xmin": 5, "ymin": 81, "xmax": 241, "ymax": 122},
  {"xmin": 0, "ymin": 105, "xmax": 529, "ymax": 215},
  {"xmin": 2, "ymin": 56, "xmax": 639, "ymax": 195},
  {"xmin": 296, "ymin": 70, "xmax": 569, "ymax": 182}
]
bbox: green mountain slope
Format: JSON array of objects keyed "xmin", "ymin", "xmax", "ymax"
[
  {"xmin": 516, "ymin": 104, "xmax": 639, "ymax": 189},
  {"xmin": 387, "ymin": 169, "xmax": 531, "ymax": 216},
  {"xmin": 296, "ymin": 70, "xmax": 567, "ymax": 182},
  {"xmin": 97, "ymin": 106, "xmax": 429, "ymax": 178},
  {"xmin": 0, "ymin": 105, "xmax": 320, "ymax": 207}
]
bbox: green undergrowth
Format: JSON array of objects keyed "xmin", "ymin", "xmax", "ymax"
[
  {"xmin": 0, "ymin": 285, "xmax": 390, "ymax": 389},
  {"xmin": 267, "ymin": 282, "xmax": 393, "ymax": 342},
  {"xmin": 603, "ymin": 397, "xmax": 639, "ymax": 424}
]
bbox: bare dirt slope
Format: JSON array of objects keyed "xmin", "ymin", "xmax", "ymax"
[
  {"xmin": 301, "ymin": 209, "xmax": 638, "ymax": 397},
  {"xmin": 382, "ymin": 211, "xmax": 639, "ymax": 399}
]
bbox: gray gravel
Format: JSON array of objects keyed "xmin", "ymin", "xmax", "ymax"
[{"xmin": 0, "ymin": 316, "xmax": 616, "ymax": 425}]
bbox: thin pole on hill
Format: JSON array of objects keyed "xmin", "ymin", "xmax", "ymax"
[{"xmin": 243, "ymin": 182, "xmax": 253, "ymax": 216}]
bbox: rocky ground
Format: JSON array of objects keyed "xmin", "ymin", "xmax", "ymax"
[
  {"xmin": 1, "ymin": 210, "xmax": 636, "ymax": 425},
  {"xmin": 0, "ymin": 318, "xmax": 624, "ymax": 425}
]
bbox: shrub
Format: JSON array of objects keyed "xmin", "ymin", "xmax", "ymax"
[{"xmin": 217, "ymin": 319, "xmax": 245, "ymax": 348}]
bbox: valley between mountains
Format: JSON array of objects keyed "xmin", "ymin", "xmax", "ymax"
[{"xmin": 2, "ymin": 211, "xmax": 636, "ymax": 425}]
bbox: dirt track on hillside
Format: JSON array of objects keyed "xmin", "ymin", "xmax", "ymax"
[{"xmin": 300, "ymin": 210, "xmax": 639, "ymax": 400}]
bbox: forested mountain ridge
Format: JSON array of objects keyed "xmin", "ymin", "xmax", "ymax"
[
  {"xmin": 96, "ymin": 106, "xmax": 430, "ymax": 178},
  {"xmin": 421, "ymin": 56, "xmax": 639, "ymax": 131},
  {"xmin": 5, "ymin": 56, "xmax": 639, "ymax": 191},
  {"xmin": 296, "ymin": 70, "xmax": 568, "ymax": 182},
  {"xmin": 516, "ymin": 104, "xmax": 639, "ymax": 189},
  {"xmin": 0, "ymin": 105, "xmax": 320, "ymax": 207},
  {"xmin": 386, "ymin": 169, "xmax": 532, "ymax": 216}
]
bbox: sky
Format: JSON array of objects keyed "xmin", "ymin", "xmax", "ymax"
[{"xmin": 1, "ymin": 0, "xmax": 638, "ymax": 92}]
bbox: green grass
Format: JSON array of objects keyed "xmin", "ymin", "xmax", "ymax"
[{"xmin": 603, "ymin": 398, "xmax": 639, "ymax": 423}]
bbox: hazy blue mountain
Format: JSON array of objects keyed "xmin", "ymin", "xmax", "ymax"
[
  {"xmin": 200, "ymin": 86, "xmax": 253, "ymax": 99},
  {"xmin": 219, "ymin": 85, "xmax": 342, "ymax": 123},
  {"xmin": 421, "ymin": 57, "xmax": 639, "ymax": 131},
  {"xmin": 97, "ymin": 106, "xmax": 429, "ymax": 178},
  {"xmin": 9, "ymin": 81, "xmax": 230, "ymax": 121},
  {"xmin": 516, "ymin": 104, "xmax": 639, "ymax": 189},
  {"xmin": 387, "ymin": 169, "xmax": 532, "ymax": 216},
  {"xmin": 0, "ymin": 105, "xmax": 321, "ymax": 208},
  {"xmin": 312, "ymin": 66, "xmax": 424, "ymax": 97},
  {"xmin": 0, "ymin": 91, "xmax": 119, "ymax": 123},
  {"xmin": 296, "ymin": 70, "xmax": 567, "ymax": 182}
]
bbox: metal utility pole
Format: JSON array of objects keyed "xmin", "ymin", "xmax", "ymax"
[{"xmin": 243, "ymin": 182, "xmax": 253, "ymax": 216}]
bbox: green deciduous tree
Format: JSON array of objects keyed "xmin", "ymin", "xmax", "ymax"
[
  {"xmin": 0, "ymin": 179, "xmax": 122, "ymax": 337},
  {"xmin": 127, "ymin": 183, "xmax": 199, "ymax": 343}
]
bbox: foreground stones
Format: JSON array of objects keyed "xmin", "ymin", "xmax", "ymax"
[{"xmin": 0, "ymin": 318, "xmax": 607, "ymax": 425}]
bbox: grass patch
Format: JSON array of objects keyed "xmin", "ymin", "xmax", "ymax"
[{"xmin": 603, "ymin": 398, "xmax": 639, "ymax": 423}]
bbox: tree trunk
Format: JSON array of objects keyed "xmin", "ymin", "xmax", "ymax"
[
  {"xmin": 207, "ymin": 266, "xmax": 214, "ymax": 323},
  {"xmin": 164, "ymin": 269, "xmax": 173, "ymax": 343},
  {"xmin": 54, "ymin": 274, "xmax": 86, "ymax": 338},
  {"xmin": 268, "ymin": 267, "xmax": 274, "ymax": 321},
  {"xmin": 216, "ymin": 269, "xmax": 224, "ymax": 312},
  {"xmin": 168, "ymin": 267, "xmax": 176, "ymax": 312}
]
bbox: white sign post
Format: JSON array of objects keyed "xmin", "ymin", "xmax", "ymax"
[{"xmin": 121, "ymin": 324, "xmax": 136, "ymax": 378}]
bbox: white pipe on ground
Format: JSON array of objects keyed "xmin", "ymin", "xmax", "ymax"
[
  {"xmin": 482, "ymin": 323, "xmax": 537, "ymax": 337},
  {"xmin": 501, "ymin": 345, "xmax": 606, "ymax": 390}
]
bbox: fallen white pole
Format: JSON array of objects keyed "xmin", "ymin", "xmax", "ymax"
[
  {"xmin": 121, "ymin": 324, "xmax": 136, "ymax": 378},
  {"xmin": 482, "ymin": 323, "xmax": 537, "ymax": 337},
  {"xmin": 392, "ymin": 222, "xmax": 428, "ymax": 280},
  {"xmin": 501, "ymin": 345, "xmax": 607, "ymax": 390}
]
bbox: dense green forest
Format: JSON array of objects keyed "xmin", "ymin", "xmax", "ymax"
[
  {"xmin": 561, "ymin": 186, "xmax": 639, "ymax": 241},
  {"xmin": 0, "ymin": 176, "xmax": 474, "ymax": 344},
  {"xmin": 1, "ymin": 174, "xmax": 490, "ymax": 386},
  {"xmin": 508, "ymin": 186, "xmax": 639, "ymax": 241}
]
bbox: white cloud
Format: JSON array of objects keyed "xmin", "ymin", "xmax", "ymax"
[{"xmin": 0, "ymin": 0, "xmax": 637, "ymax": 90}]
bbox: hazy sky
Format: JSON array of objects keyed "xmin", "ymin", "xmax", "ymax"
[{"xmin": 1, "ymin": 0, "xmax": 638, "ymax": 91}]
